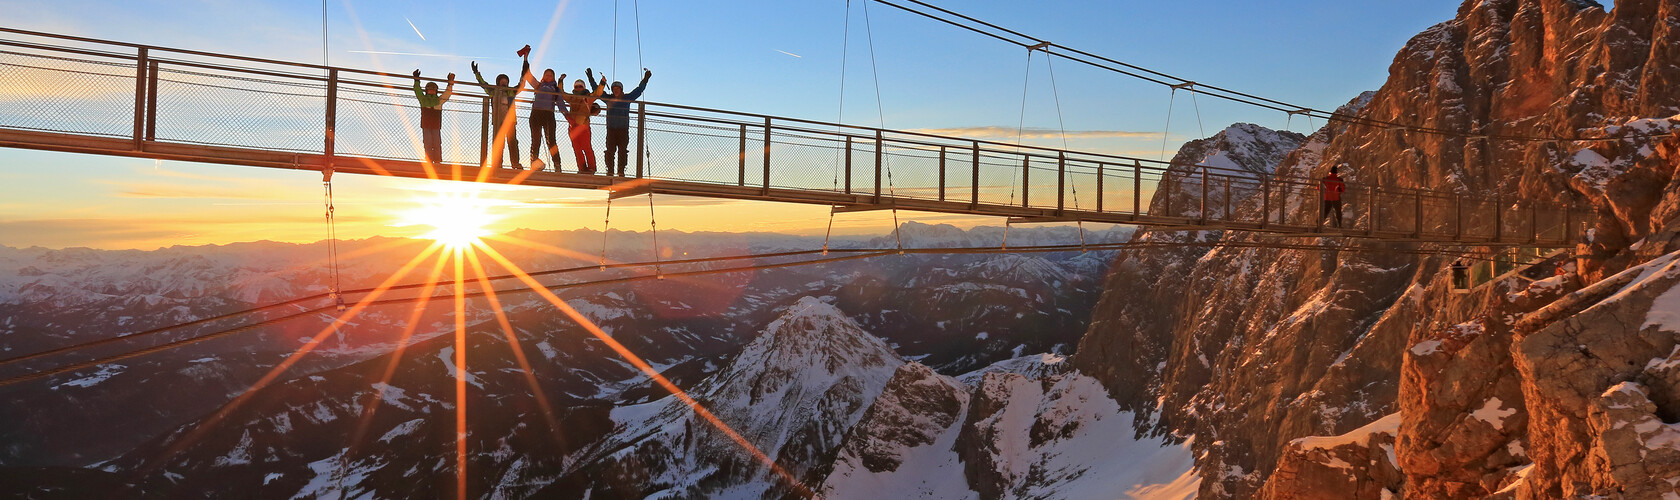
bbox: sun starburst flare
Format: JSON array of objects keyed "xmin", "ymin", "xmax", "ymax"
[{"xmin": 396, "ymin": 188, "xmax": 504, "ymax": 249}]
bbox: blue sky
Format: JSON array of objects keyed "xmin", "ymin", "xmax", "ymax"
[{"xmin": 0, "ymin": 0, "xmax": 1467, "ymax": 249}]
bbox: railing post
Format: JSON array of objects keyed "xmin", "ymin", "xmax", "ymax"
[
  {"xmin": 1199, "ymin": 167, "xmax": 1208, "ymax": 223},
  {"xmin": 737, "ymin": 123, "xmax": 747, "ymax": 186},
  {"xmin": 971, "ymin": 141, "xmax": 980, "ymax": 208},
  {"xmin": 844, "ymin": 136, "xmax": 853, "ymax": 194},
  {"xmin": 873, "ymin": 130, "xmax": 883, "ymax": 203},
  {"xmin": 1454, "ymin": 195, "xmax": 1463, "ymax": 241},
  {"xmin": 1414, "ymin": 192, "xmax": 1423, "ymax": 238},
  {"xmin": 1530, "ymin": 203, "xmax": 1539, "ymax": 243},
  {"xmin": 1056, "ymin": 153, "xmax": 1066, "ymax": 215},
  {"xmin": 1021, "ymin": 156, "xmax": 1031, "ymax": 208},
  {"xmin": 1096, "ymin": 163, "xmax": 1105, "ymax": 213},
  {"xmin": 1132, "ymin": 161, "xmax": 1141, "ymax": 221},
  {"xmin": 1365, "ymin": 184, "xmax": 1375, "ymax": 236},
  {"xmin": 144, "ymin": 60, "xmax": 158, "ymax": 142},
  {"xmin": 1494, "ymin": 195, "xmax": 1503, "ymax": 243},
  {"xmin": 762, "ymin": 117, "xmax": 772, "ymax": 193},
  {"xmin": 1222, "ymin": 175, "xmax": 1231, "ymax": 221},
  {"xmin": 938, "ymin": 146, "xmax": 947, "ymax": 202},
  {"xmin": 1260, "ymin": 176, "xmax": 1270, "ymax": 229},
  {"xmin": 325, "ymin": 69, "xmax": 338, "ymax": 167},
  {"xmin": 132, "ymin": 47, "xmax": 147, "ymax": 151},
  {"xmin": 479, "ymin": 96, "xmax": 491, "ymax": 167},
  {"xmin": 635, "ymin": 102, "xmax": 646, "ymax": 178}
]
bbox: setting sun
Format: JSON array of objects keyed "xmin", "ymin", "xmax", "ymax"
[{"xmin": 397, "ymin": 189, "xmax": 502, "ymax": 248}]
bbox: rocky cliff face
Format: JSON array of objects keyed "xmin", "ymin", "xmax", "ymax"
[{"xmin": 1075, "ymin": 0, "xmax": 1680, "ymax": 497}]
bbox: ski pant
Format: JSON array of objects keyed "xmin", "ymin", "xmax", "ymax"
[
  {"xmin": 489, "ymin": 112, "xmax": 522, "ymax": 168},
  {"xmin": 569, "ymin": 120, "xmax": 597, "ymax": 174},
  {"xmin": 1320, "ymin": 200, "xmax": 1344, "ymax": 228},
  {"xmin": 529, "ymin": 110, "xmax": 562, "ymax": 170},
  {"xmin": 604, "ymin": 127, "xmax": 630, "ymax": 176},
  {"xmin": 422, "ymin": 128, "xmax": 442, "ymax": 166}
]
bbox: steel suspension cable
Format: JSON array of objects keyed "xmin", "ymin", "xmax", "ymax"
[
  {"xmin": 0, "ymin": 238, "xmax": 1530, "ymax": 387},
  {"xmin": 860, "ymin": 0, "xmax": 903, "ymax": 252},
  {"xmin": 0, "ymin": 236, "xmax": 1545, "ymax": 389},
  {"xmin": 871, "ymin": 0, "xmax": 1677, "ymax": 144}
]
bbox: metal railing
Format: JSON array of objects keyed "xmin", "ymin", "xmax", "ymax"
[{"xmin": 0, "ymin": 27, "xmax": 1591, "ymax": 245}]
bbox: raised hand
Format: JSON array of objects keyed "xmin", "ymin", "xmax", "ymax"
[
  {"xmin": 412, "ymin": 69, "xmax": 421, "ymax": 78},
  {"xmin": 643, "ymin": 68, "xmax": 652, "ymax": 80},
  {"xmin": 447, "ymin": 72, "xmax": 456, "ymax": 82},
  {"xmin": 471, "ymin": 61, "xmax": 479, "ymax": 73}
]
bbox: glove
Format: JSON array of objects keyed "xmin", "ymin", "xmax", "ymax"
[
  {"xmin": 471, "ymin": 61, "xmax": 479, "ymax": 72},
  {"xmin": 643, "ymin": 68, "xmax": 652, "ymax": 80},
  {"xmin": 517, "ymin": 45, "xmax": 531, "ymax": 58},
  {"xmin": 412, "ymin": 69, "xmax": 421, "ymax": 78}
]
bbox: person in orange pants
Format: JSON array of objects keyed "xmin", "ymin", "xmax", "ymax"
[{"xmin": 561, "ymin": 70, "xmax": 607, "ymax": 174}]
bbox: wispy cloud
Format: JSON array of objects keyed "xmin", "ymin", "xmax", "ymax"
[
  {"xmin": 404, "ymin": 17, "xmax": 426, "ymax": 41},
  {"xmin": 775, "ymin": 49, "xmax": 803, "ymax": 58},
  {"xmin": 906, "ymin": 126, "xmax": 1165, "ymax": 140}
]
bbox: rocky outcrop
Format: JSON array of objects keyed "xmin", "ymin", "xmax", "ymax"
[{"xmin": 1259, "ymin": 413, "xmax": 1404, "ymax": 500}]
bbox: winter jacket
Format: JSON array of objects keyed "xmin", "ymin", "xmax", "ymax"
[
  {"xmin": 473, "ymin": 59, "xmax": 528, "ymax": 120},
  {"xmin": 412, "ymin": 78, "xmax": 454, "ymax": 130},
  {"xmin": 562, "ymin": 83, "xmax": 606, "ymax": 126},
  {"xmin": 593, "ymin": 77, "xmax": 647, "ymax": 130},
  {"xmin": 530, "ymin": 78, "xmax": 566, "ymax": 115},
  {"xmin": 1321, "ymin": 174, "xmax": 1346, "ymax": 201}
]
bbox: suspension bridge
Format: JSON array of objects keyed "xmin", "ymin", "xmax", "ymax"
[
  {"xmin": 0, "ymin": 3, "xmax": 1608, "ymax": 497},
  {"xmin": 0, "ymin": 27, "xmax": 1589, "ymax": 247}
]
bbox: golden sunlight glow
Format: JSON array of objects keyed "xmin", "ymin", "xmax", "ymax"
[{"xmin": 397, "ymin": 189, "xmax": 502, "ymax": 248}]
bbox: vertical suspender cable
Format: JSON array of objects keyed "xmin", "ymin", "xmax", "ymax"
[
  {"xmin": 321, "ymin": 0, "xmax": 343, "ymax": 310},
  {"xmin": 1190, "ymin": 90, "xmax": 1206, "ymax": 139},
  {"xmin": 600, "ymin": 195, "xmax": 613, "ymax": 269},
  {"xmin": 824, "ymin": 0, "xmax": 853, "ymax": 256},
  {"xmin": 1044, "ymin": 53, "xmax": 1085, "ymax": 252},
  {"xmin": 860, "ymin": 0, "xmax": 901, "ymax": 252},
  {"xmin": 1159, "ymin": 87, "xmax": 1177, "ymax": 161},
  {"xmin": 1003, "ymin": 50, "xmax": 1033, "ymax": 250},
  {"xmin": 612, "ymin": 0, "xmax": 619, "ymax": 76}
]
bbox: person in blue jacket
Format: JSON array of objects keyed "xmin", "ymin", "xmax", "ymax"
[{"xmin": 592, "ymin": 68, "xmax": 652, "ymax": 177}]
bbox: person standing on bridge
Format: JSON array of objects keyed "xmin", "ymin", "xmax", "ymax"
[
  {"xmin": 523, "ymin": 61, "xmax": 568, "ymax": 172},
  {"xmin": 594, "ymin": 68, "xmax": 651, "ymax": 177},
  {"xmin": 471, "ymin": 51, "xmax": 530, "ymax": 170},
  {"xmin": 1319, "ymin": 164, "xmax": 1347, "ymax": 229},
  {"xmin": 563, "ymin": 70, "xmax": 609, "ymax": 174},
  {"xmin": 412, "ymin": 70, "xmax": 456, "ymax": 166}
]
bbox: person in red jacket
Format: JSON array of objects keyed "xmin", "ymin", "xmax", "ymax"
[{"xmin": 1320, "ymin": 165, "xmax": 1346, "ymax": 228}]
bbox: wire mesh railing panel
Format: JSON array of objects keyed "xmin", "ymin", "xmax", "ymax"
[
  {"xmin": 768, "ymin": 129, "xmax": 846, "ymax": 192},
  {"xmin": 0, "ymin": 50, "xmax": 137, "ymax": 137},
  {"xmin": 975, "ymin": 151, "xmax": 1025, "ymax": 207},
  {"xmin": 1097, "ymin": 167, "xmax": 1138, "ymax": 215},
  {"xmin": 1063, "ymin": 160, "xmax": 1100, "ymax": 214},
  {"xmin": 880, "ymin": 143, "xmax": 943, "ymax": 201},
  {"xmin": 151, "ymin": 65, "xmax": 325, "ymax": 154},
  {"xmin": 642, "ymin": 117, "xmax": 756, "ymax": 187},
  {"xmin": 335, "ymin": 86, "xmax": 430, "ymax": 163}
]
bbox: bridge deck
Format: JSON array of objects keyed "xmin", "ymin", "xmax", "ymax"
[{"xmin": 0, "ymin": 27, "xmax": 1587, "ymax": 247}]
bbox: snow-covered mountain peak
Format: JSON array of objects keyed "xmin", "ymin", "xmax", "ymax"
[{"xmin": 1185, "ymin": 123, "xmax": 1306, "ymax": 176}]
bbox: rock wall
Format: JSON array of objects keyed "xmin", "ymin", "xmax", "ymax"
[{"xmin": 1073, "ymin": 0, "xmax": 1680, "ymax": 497}]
